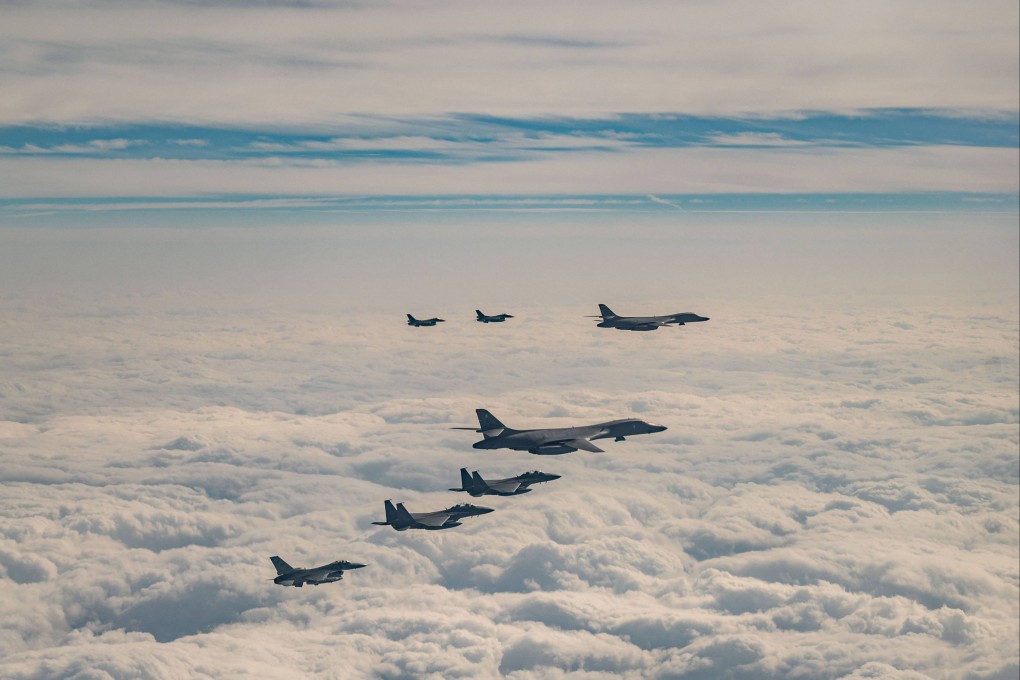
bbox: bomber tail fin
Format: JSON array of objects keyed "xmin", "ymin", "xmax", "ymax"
[
  {"xmin": 476, "ymin": 409, "xmax": 508, "ymax": 438},
  {"xmin": 270, "ymin": 556, "xmax": 293, "ymax": 575}
]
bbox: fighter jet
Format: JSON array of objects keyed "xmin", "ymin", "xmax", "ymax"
[
  {"xmin": 453, "ymin": 408, "xmax": 667, "ymax": 455},
  {"xmin": 371, "ymin": 500, "xmax": 493, "ymax": 531},
  {"xmin": 589, "ymin": 304, "xmax": 709, "ymax": 331},
  {"xmin": 269, "ymin": 556, "xmax": 366, "ymax": 588},
  {"xmin": 407, "ymin": 314, "xmax": 445, "ymax": 327},
  {"xmin": 476, "ymin": 309, "xmax": 514, "ymax": 323},
  {"xmin": 449, "ymin": 468, "xmax": 560, "ymax": 496}
]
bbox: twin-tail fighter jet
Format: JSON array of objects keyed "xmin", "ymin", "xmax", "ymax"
[
  {"xmin": 475, "ymin": 310, "xmax": 514, "ymax": 323},
  {"xmin": 407, "ymin": 314, "xmax": 445, "ymax": 327},
  {"xmin": 372, "ymin": 500, "xmax": 493, "ymax": 531},
  {"xmin": 269, "ymin": 556, "xmax": 366, "ymax": 587},
  {"xmin": 590, "ymin": 304, "xmax": 709, "ymax": 331},
  {"xmin": 453, "ymin": 408, "xmax": 666, "ymax": 455},
  {"xmin": 449, "ymin": 468, "xmax": 560, "ymax": 496}
]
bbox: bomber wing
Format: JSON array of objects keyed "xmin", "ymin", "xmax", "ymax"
[{"xmin": 560, "ymin": 438, "xmax": 604, "ymax": 453}]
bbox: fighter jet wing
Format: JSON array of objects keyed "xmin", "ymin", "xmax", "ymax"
[
  {"xmin": 487, "ymin": 480, "xmax": 523, "ymax": 494},
  {"xmin": 560, "ymin": 438, "xmax": 604, "ymax": 453},
  {"xmin": 412, "ymin": 512, "xmax": 452, "ymax": 527}
]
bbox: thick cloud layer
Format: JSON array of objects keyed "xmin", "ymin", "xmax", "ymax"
[{"xmin": 0, "ymin": 289, "xmax": 1016, "ymax": 679}]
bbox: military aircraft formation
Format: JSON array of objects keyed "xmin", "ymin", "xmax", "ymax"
[
  {"xmin": 271, "ymin": 301, "xmax": 704, "ymax": 587},
  {"xmin": 408, "ymin": 304, "xmax": 708, "ymax": 331}
]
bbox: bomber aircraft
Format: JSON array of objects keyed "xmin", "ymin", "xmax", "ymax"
[
  {"xmin": 453, "ymin": 408, "xmax": 667, "ymax": 455},
  {"xmin": 589, "ymin": 303, "xmax": 709, "ymax": 331},
  {"xmin": 269, "ymin": 556, "xmax": 366, "ymax": 587},
  {"xmin": 449, "ymin": 468, "xmax": 560, "ymax": 496},
  {"xmin": 372, "ymin": 500, "xmax": 493, "ymax": 531},
  {"xmin": 476, "ymin": 309, "xmax": 514, "ymax": 323},
  {"xmin": 407, "ymin": 314, "xmax": 445, "ymax": 327}
]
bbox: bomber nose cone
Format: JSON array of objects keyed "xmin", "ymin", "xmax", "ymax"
[{"xmin": 653, "ymin": 424, "xmax": 668, "ymax": 433}]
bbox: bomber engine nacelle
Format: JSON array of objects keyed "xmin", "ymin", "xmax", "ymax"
[{"xmin": 529, "ymin": 444, "xmax": 576, "ymax": 455}]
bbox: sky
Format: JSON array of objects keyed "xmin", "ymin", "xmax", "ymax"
[{"xmin": 0, "ymin": 1, "xmax": 1018, "ymax": 679}]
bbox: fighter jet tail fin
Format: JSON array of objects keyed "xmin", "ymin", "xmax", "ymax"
[
  {"xmin": 270, "ymin": 556, "xmax": 293, "ymax": 575},
  {"xmin": 476, "ymin": 409, "xmax": 508, "ymax": 438},
  {"xmin": 460, "ymin": 468, "xmax": 473, "ymax": 489},
  {"xmin": 598, "ymin": 304, "xmax": 618, "ymax": 318},
  {"xmin": 475, "ymin": 310, "xmax": 486, "ymax": 320},
  {"xmin": 406, "ymin": 314, "xmax": 417, "ymax": 322},
  {"xmin": 395, "ymin": 502, "xmax": 416, "ymax": 523}
]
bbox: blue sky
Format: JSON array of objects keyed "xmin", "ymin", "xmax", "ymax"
[
  {"xmin": 0, "ymin": 109, "xmax": 1016, "ymax": 219},
  {"xmin": 1, "ymin": 110, "xmax": 1016, "ymax": 161}
]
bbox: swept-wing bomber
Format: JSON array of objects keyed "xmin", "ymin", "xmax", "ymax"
[
  {"xmin": 269, "ymin": 556, "xmax": 366, "ymax": 587},
  {"xmin": 449, "ymin": 468, "xmax": 560, "ymax": 496},
  {"xmin": 372, "ymin": 500, "xmax": 493, "ymax": 531},
  {"xmin": 453, "ymin": 408, "xmax": 667, "ymax": 455},
  {"xmin": 590, "ymin": 304, "xmax": 709, "ymax": 331}
]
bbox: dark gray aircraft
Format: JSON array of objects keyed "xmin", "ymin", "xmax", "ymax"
[
  {"xmin": 371, "ymin": 500, "xmax": 493, "ymax": 531},
  {"xmin": 454, "ymin": 409, "xmax": 667, "ymax": 455},
  {"xmin": 449, "ymin": 468, "xmax": 560, "ymax": 496},
  {"xmin": 476, "ymin": 309, "xmax": 514, "ymax": 323},
  {"xmin": 407, "ymin": 314, "xmax": 445, "ymax": 327},
  {"xmin": 269, "ymin": 556, "xmax": 366, "ymax": 587},
  {"xmin": 590, "ymin": 303, "xmax": 709, "ymax": 331}
]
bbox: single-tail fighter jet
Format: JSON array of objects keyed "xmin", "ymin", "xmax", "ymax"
[
  {"xmin": 269, "ymin": 556, "xmax": 366, "ymax": 587},
  {"xmin": 476, "ymin": 309, "xmax": 514, "ymax": 323},
  {"xmin": 449, "ymin": 468, "xmax": 560, "ymax": 496},
  {"xmin": 407, "ymin": 314, "xmax": 445, "ymax": 327},
  {"xmin": 453, "ymin": 409, "xmax": 667, "ymax": 455},
  {"xmin": 589, "ymin": 304, "xmax": 709, "ymax": 331},
  {"xmin": 372, "ymin": 500, "xmax": 493, "ymax": 531}
]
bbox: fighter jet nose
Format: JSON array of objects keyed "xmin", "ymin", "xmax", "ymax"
[
  {"xmin": 654, "ymin": 425, "xmax": 668, "ymax": 432},
  {"xmin": 479, "ymin": 507, "xmax": 495, "ymax": 514}
]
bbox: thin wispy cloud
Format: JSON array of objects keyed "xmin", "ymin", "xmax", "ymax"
[{"xmin": 646, "ymin": 194, "xmax": 684, "ymax": 210}]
